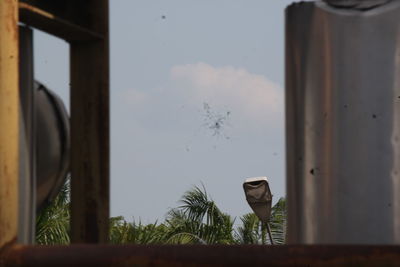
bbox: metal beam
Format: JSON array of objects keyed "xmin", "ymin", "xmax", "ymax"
[
  {"xmin": 0, "ymin": 0, "xmax": 19, "ymax": 249},
  {"xmin": 70, "ymin": 0, "xmax": 110, "ymax": 243},
  {"xmin": 19, "ymin": 2, "xmax": 103, "ymax": 42},
  {"xmin": 3, "ymin": 245, "xmax": 400, "ymax": 266}
]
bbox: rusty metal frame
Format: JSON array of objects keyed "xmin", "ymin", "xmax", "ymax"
[
  {"xmin": 0, "ymin": 0, "xmax": 110, "ymax": 246},
  {"xmin": 3, "ymin": 244, "xmax": 400, "ymax": 266},
  {"xmin": 2, "ymin": 0, "xmax": 400, "ymax": 266},
  {"xmin": 19, "ymin": 2, "xmax": 103, "ymax": 42}
]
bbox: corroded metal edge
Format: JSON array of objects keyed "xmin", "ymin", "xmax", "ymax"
[{"xmin": 2, "ymin": 245, "xmax": 400, "ymax": 267}]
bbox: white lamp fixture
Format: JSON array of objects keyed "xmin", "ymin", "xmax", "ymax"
[{"xmin": 243, "ymin": 176, "xmax": 274, "ymax": 244}]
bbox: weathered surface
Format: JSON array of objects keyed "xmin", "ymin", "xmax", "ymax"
[
  {"xmin": 19, "ymin": 2, "xmax": 103, "ymax": 42},
  {"xmin": 286, "ymin": 0, "xmax": 400, "ymax": 243},
  {"xmin": 3, "ymin": 245, "xmax": 400, "ymax": 267},
  {"xmin": 0, "ymin": 0, "xmax": 19, "ymax": 249},
  {"xmin": 70, "ymin": 0, "xmax": 110, "ymax": 243}
]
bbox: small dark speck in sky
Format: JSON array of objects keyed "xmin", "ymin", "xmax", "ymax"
[{"xmin": 161, "ymin": 15, "xmax": 166, "ymax": 19}]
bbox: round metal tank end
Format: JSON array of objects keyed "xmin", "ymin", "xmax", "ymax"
[{"xmin": 35, "ymin": 81, "xmax": 70, "ymax": 211}]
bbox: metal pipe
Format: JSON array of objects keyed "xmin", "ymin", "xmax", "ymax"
[
  {"xmin": 0, "ymin": 0, "xmax": 19, "ymax": 249},
  {"xmin": 286, "ymin": 1, "xmax": 400, "ymax": 244}
]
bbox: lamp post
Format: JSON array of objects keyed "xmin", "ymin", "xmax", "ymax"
[{"xmin": 243, "ymin": 177, "xmax": 274, "ymax": 245}]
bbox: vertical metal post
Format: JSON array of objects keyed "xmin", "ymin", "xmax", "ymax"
[
  {"xmin": 286, "ymin": 1, "xmax": 400, "ymax": 244},
  {"xmin": 266, "ymin": 223, "xmax": 274, "ymax": 245},
  {"xmin": 0, "ymin": 0, "xmax": 19, "ymax": 248},
  {"xmin": 18, "ymin": 26, "xmax": 36, "ymax": 244},
  {"xmin": 70, "ymin": 0, "xmax": 110, "ymax": 243}
]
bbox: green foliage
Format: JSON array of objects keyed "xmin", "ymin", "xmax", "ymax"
[
  {"xmin": 35, "ymin": 179, "xmax": 70, "ymax": 245},
  {"xmin": 164, "ymin": 185, "xmax": 235, "ymax": 245},
  {"xmin": 235, "ymin": 198, "xmax": 286, "ymax": 245},
  {"xmin": 269, "ymin": 198, "xmax": 287, "ymax": 244},
  {"xmin": 235, "ymin": 212, "xmax": 263, "ymax": 244},
  {"xmin": 36, "ymin": 182, "xmax": 287, "ymax": 245},
  {"xmin": 110, "ymin": 216, "xmax": 167, "ymax": 244}
]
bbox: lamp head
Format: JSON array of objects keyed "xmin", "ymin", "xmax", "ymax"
[{"xmin": 243, "ymin": 176, "xmax": 272, "ymax": 223}]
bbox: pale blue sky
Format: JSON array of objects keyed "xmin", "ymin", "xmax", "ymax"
[{"xmin": 34, "ymin": 0, "xmax": 295, "ymax": 223}]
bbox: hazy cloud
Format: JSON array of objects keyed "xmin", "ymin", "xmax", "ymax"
[
  {"xmin": 119, "ymin": 62, "xmax": 284, "ymax": 133},
  {"xmin": 170, "ymin": 62, "xmax": 283, "ymax": 124}
]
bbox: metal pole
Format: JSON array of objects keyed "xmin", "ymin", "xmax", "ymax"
[
  {"xmin": 18, "ymin": 26, "xmax": 36, "ymax": 244},
  {"xmin": 0, "ymin": 0, "xmax": 19, "ymax": 248},
  {"xmin": 286, "ymin": 1, "xmax": 400, "ymax": 244},
  {"xmin": 261, "ymin": 223, "xmax": 266, "ymax": 245},
  {"xmin": 266, "ymin": 223, "xmax": 274, "ymax": 245}
]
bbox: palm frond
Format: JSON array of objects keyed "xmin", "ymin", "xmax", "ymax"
[
  {"xmin": 36, "ymin": 179, "xmax": 70, "ymax": 245},
  {"xmin": 167, "ymin": 185, "xmax": 235, "ymax": 244},
  {"xmin": 234, "ymin": 198, "xmax": 287, "ymax": 245},
  {"xmin": 268, "ymin": 197, "xmax": 287, "ymax": 245},
  {"xmin": 166, "ymin": 232, "xmax": 206, "ymax": 244}
]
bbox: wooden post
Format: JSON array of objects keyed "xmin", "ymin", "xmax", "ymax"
[
  {"xmin": 0, "ymin": 0, "xmax": 19, "ymax": 248},
  {"xmin": 70, "ymin": 0, "xmax": 110, "ymax": 243}
]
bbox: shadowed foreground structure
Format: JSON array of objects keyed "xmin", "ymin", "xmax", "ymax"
[
  {"xmin": 3, "ymin": 245, "xmax": 400, "ymax": 267},
  {"xmin": 3, "ymin": 0, "xmax": 400, "ymax": 266}
]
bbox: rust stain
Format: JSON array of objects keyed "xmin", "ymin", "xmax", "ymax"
[
  {"xmin": 0, "ymin": 0, "xmax": 18, "ymax": 251},
  {"xmin": 4, "ymin": 0, "xmax": 18, "ymax": 42},
  {"xmin": 18, "ymin": 2, "xmax": 55, "ymax": 20}
]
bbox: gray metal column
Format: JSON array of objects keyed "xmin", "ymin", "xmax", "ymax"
[
  {"xmin": 286, "ymin": 1, "xmax": 400, "ymax": 244},
  {"xmin": 18, "ymin": 26, "xmax": 36, "ymax": 244}
]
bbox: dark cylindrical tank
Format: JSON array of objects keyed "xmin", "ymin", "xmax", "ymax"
[{"xmin": 35, "ymin": 82, "xmax": 70, "ymax": 210}]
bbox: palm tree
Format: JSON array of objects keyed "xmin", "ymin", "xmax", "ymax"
[
  {"xmin": 235, "ymin": 198, "xmax": 286, "ymax": 245},
  {"xmin": 268, "ymin": 197, "xmax": 286, "ymax": 244},
  {"xmin": 234, "ymin": 212, "xmax": 262, "ymax": 244},
  {"xmin": 164, "ymin": 185, "xmax": 235, "ymax": 245},
  {"xmin": 36, "ymin": 182, "xmax": 287, "ymax": 245},
  {"xmin": 35, "ymin": 179, "xmax": 70, "ymax": 245},
  {"xmin": 109, "ymin": 216, "xmax": 168, "ymax": 244}
]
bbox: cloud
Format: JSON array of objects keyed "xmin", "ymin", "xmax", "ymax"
[
  {"xmin": 121, "ymin": 88, "xmax": 149, "ymax": 105},
  {"xmin": 170, "ymin": 62, "xmax": 283, "ymax": 124},
  {"xmin": 118, "ymin": 62, "xmax": 284, "ymax": 133}
]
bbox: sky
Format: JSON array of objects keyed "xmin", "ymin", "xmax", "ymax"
[{"xmin": 33, "ymin": 0, "xmax": 295, "ymax": 224}]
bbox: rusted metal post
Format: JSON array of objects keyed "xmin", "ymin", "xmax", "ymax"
[
  {"xmin": 70, "ymin": 0, "xmax": 110, "ymax": 243},
  {"xmin": 4, "ymin": 244, "xmax": 400, "ymax": 266},
  {"xmin": 0, "ymin": 0, "xmax": 19, "ymax": 248}
]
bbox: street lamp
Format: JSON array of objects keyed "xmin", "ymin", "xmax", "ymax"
[{"xmin": 243, "ymin": 176, "xmax": 274, "ymax": 244}]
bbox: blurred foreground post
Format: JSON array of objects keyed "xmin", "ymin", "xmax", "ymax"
[
  {"xmin": 286, "ymin": 1, "xmax": 400, "ymax": 243},
  {"xmin": 0, "ymin": 0, "xmax": 19, "ymax": 248}
]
